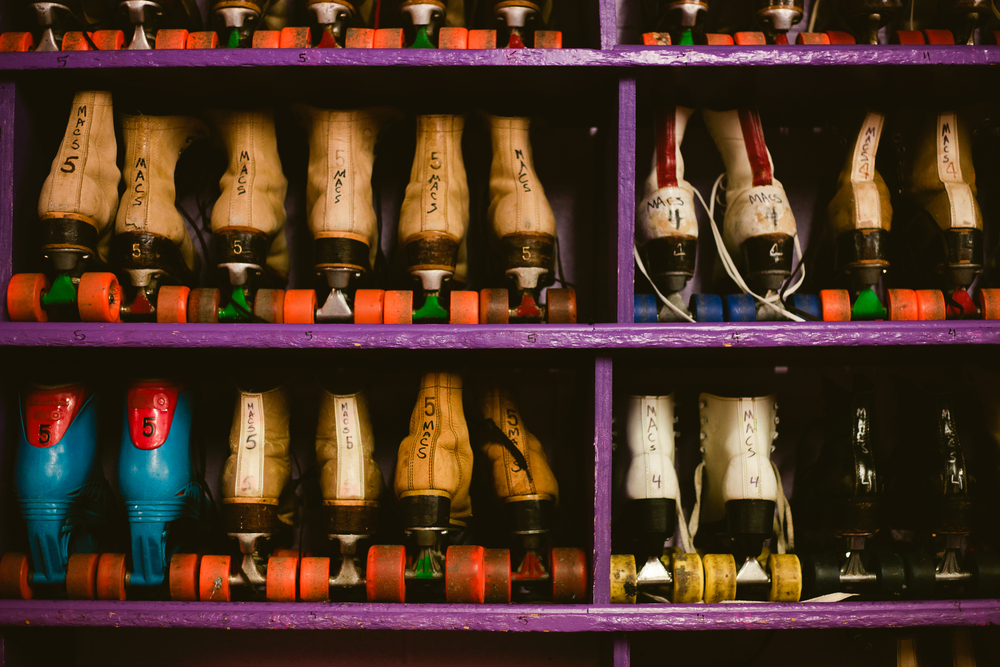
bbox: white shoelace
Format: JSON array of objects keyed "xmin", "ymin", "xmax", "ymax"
[{"xmin": 633, "ymin": 245, "xmax": 697, "ymax": 323}]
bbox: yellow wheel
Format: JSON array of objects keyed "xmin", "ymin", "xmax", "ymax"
[
  {"xmin": 671, "ymin": 552, "xmax": 704, "ymax": 603},
  {"xmin": 703, "ymin": 553, "xmax": 737, "ymax": 603},
  {"xmin": 610, "ymin": 554, "xmax": 637, "ymax": 604},
  {"xmin": 767, "ymin": 553, "xmax": 802, "ymax": 602}
]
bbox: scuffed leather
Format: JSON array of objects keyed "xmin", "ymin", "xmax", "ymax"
[
  {"xmin": 908, "ymin": 110, "xmax": 982, "ymax": 232},
  {"xmin": 221, "ymin": 385, "xmax": 291, "ymax": 502},
  {"xmin": 622, "ymin": 395, "xmax": 679, "ymax": 503},
  {"xmin": 827, "ymin": 111, "xmax": 892, "ymax": 237},
  {"xmin": 315, "ymin": 387, "xmax": 384, "ymax": 502},
  {"xmin": 636, "ymin": 107, "xmax": 699, "ymax": 246}
]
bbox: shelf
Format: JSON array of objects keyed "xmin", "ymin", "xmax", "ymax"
[{"xmin": 612, "ymin": 45, "xmax": 1000, "ymax": 66}]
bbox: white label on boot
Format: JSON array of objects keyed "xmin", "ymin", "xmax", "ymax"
[
  {"xmin": 851, "ymin": 112, "xmax": 884, "ymax": 229},
  {"xmin": 123, "ymin": 120, "xmax": 150, "ymax": 230},
  {"xmin": 739, "ymin": 399, "xmax": 766, "ymax": 499},
  {"xmin": 641, "ymin": 398, "xmax": 666, "ymax": 499},
  {"xmin": 335, "ymin": 396, "xmax": 364, "ymax": 500},
  {"xmin": 236, "ymin": 393, "xmax": 265, "ymax": 498},
  {"xmin": 937, "ymin": 113, "xmax": 977, "ymax": 229},
  {"xmin": 50, "ymin": 99, "xmax": 95, "ymax": 209}
]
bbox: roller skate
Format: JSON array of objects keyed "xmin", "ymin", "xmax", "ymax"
[
  {"xmin": 713, "ymin": 0, "xmax": 803, "ymax": 44},
  {"xmin": 385, "ymin": 115, "xmax": 480, "ymax": 325},
  {"xmin": 6, "ymin": 91, "xmax": 122, "ymax": 323},
  {"xmin": 610, "ymin": 395, "xmax": 703, "ymax": 604},
  {"xmin": 633, "ymin": 106, "xmax": 700, "ymax": 323},
  {"xmin": 283, "ymin": 106, "xmax": 399, "ymax": 324},
  {"xmin": 188, "ymin": 109, "xmax": 290, "ymax": 323},
  {"xmin": 640, "ymin": 0, "xmax": 709, "ymax": 45},
  {"xmin": 890, "ymin": 0, "xmax": 989, "ymax": 44},
  {"xmin": 473, "ymin": 379, "xmax": 587, "ymax": 603},
  {"xmin": 367, "ymin": 372, "xmax": 484, "ymax": 603},
  {"xmin": 491, "ymin": 0, "xmax": 560, "ymax": 48},
  {"xmin": 211, "ymin": 0, "xmax": 281, "ymax": 47},
  {"xmin": 0, "ymin": 383, "xmax": 119, "ymax": 600},
  {"xmin": 117, "ymin": 0, "xmax": 202, "ymax": 49},
  {"xmin": 399, "ymin": 0, "xmax": 448, "ymax": 48},
  {"xmin": 2, "ymin": 0, "xmax": 117, "ymax": 52},
  {"xmin": 299, "ymin": 386, "xmax": 386, "ymax": 601},
  {"xmin": 307, "ymin": 0, "xmax": 359, "ymax": 47},
  {"xmin": 95, "ymin": 380, "xmax": 213, "ymax": 600},
  {"xmin": 689, "ymin": 393, "xmax": 801, "ymax": 602},
  {"xmin": 478, "ymin": 114, "xmax": 576, "ymax": 324}
]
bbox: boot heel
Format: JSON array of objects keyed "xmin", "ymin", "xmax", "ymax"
[
  {"xmin": 503, "ymin": 496, "xmax": 555, "ymax": 550},
  {"xmin": 725, "ymin": 499, "xmax": 775, "ymax": 539},
  {"xmin": 639, "ymin": 237, "xmax": 697, "ymax": 294},
  {"xmin": 944, "ymin": 228, "xmax": 983, "ymax": 286},
  {"xmin": 835, "ymin": 228, "xmax": 890, "ymax": 285},
  {"xmin": 500, "ymin": 233, "xmax": 555, "ymax": 272},
  {"xmin": 740, "ymin": 233, "xmax": 794, "ymax": 292},
  {"xmin": 322, "ymin": 500, "xmax": 378, "ymax": 536},
  {"xmin": 221, "ymin": 500, "xmax": 279, "ymax": 534},
  {"xmin": 403, "ymin": 232, "xmax": 459, "ymax": 273},
  {"xmin": 623, "ymin": 498, "xmax": 676, "ymax": 563},
  {"xmin": 214, "ymin": 227, "xmax": 269, "ymax": 269},
  {"xmin": 114, "ymin": 232, "xmax": 193, "ymax": 284},
  {"xmin": 831, "ymin": 497, "xmax": 881, "ymax": 535},
  {"xmin": 315, "ymin": 236, "xmax": 371, "ymax": 274},
  {"xmin": 399, "ymin": 492, "xmax": 451, "ymax": 530}
]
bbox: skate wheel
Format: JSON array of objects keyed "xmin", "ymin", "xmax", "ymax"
[
  {"xmin": 819, "ymin": 289, "xmax": 851, "ymax": 321},
  {"xmin": 188, "ymin": 288, "xmax": 220, "ymax": 323},
  {"xmin": 449, "ymin": 291, "xmax": 479, "ymax": 324},
  {"xmin": 254, "ymin": 288, "xmax": 285, "ymax": 324},
  {"xmin": 155, "ymin": 285, "xmax": 190, "ymax": 324},
  {"xmin": 78, "ymin": 273, "xmax": 122, "ymax": 323},
  {"xmin": 967, "ymin": 550, "xmax": 1000, "ymax": 598},
  {"xmin": 702, "ymin": 553, "xmax": 737, "ymax": 602},
  {"xmin": 0, "ymin": 32, "xmax": 34, "ymax": 52},
  {"xmin": 610, "ymin": 554, "xmax": 637, "ymax": 604},
  {"xmin": 734, "ymin": 31, "xmax": 766, "ymax": 45},
  {"xmin": 366, "ymin": 544, "xmax": 406, "ymax": 602},
  {"xmin": 272, "ymin": 549, "xmax": 299, "ymax": 558},
  {"xmin": 886, "ymin": 289, "xmax": 918, "ymax": 321},
  {"xmin": 546, "ymin": 289, "xmax": 577, "ymax": 324},
  {"xmin": 795, "ymin": 32, "xmax": 830, "ymax": 44},
  {"xmin": 383, "ymin": 291, "xmax": 413, "ymax": 324},
  {"xmin": 483, "ymin": 548, "xmax": 511, "ymax": 603},
  {"xmin": 199, "ymin": 555, "xmax": 232, "ymax": 601},
  {"xmin": 354, "ymin": 289, "xmax": 385, "ymax": 324},
  {"xmin": 802, "ymin": 553, "xmax": 840, "ymax": 598},
  {"xmin": 551, "ymin": 547, "xmax": 587, "ymax": 603},
  {"xmin": 480, "ymin": 288, "xmax": 510, "ymax": 324},
  {"xmin": 299, "ymin": 557, "xmax": 330, "ymax": 602},
  {"xmin": 0, "ymin": 553, "xmax": 33, "ymax": 600},
  {"xmin": 690, "ymin": 294, "xmax": 723, "ymax": 322},
  {"xmin": 168, "ymin": 553, "xmax": 200, "ymax": 601},
  {"xmin": 95, "ymin": 553, "xmax": 127, "ymax": 601},
  {"xmin": 767, "ymin": 553, "xmax": 802, "ymax": 602},
  {"xmin": 894, "ymin": 30, "xmax": 926, "ymax": 44},
  {"xmin": 66, "ymin": 552, "xmax": 100, "ymax": 600},
  {"xmin": 6, "ymin": 273, "xmax": 49, "ymax": 322},
  {"xmin": 948, "ymin": 288, "xmax": 977, "ymax": 318},
  {"xmin": 266, "ymin": 555, "xmax": 299, "ymax": 602},
  {"xmin": 825, "ymin": 30, "xmax": 856, "ymax": 44},
  {"xmin": 283, "ymin": 289, "xmax": 316, "ymax": 324},
  {"xmin": 634, "ymin": 294, "xmax": 658, "ymax": 323},
  {"xmin": 869, "ymin": 549, "xmax": 906, "ymax": 598},
  {"xmin": 724, "ymin": 293, "xmax": 757, "ymax": 322},
  {"xmin": 902, "ymin": 551, "xmax": 937, "ymax": 599},
  {"xmin": 789, "ymin": 293, "xmax": 822, "ymax": 319},
  {"xmin": 914, "ymin": 289, "xmax": 945, "ymax": 321},
  {"xmin": 923, "ymin": 29, "xmax": 955, "ymax": 44},
  {"xmin": 445, "ymin": 545, "xmax": 486, "ymax": 604},
  {"xmin": 671, "ymin": 552, "xmax": 704, "ymax": 604},
  {"xmin": 978, "ymin": 289, "xmax": 1000, "ymax": 319}
]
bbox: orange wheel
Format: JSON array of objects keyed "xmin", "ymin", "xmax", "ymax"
[
  {"xmin": 0, "ymin": 553, "xmax": 33, "ymax": 600},
  {"xmin": 894, "ymin": 30, "xmax": 925, "ymax": 44},
  {"xmin": 266, "ymin": 555, "xmax": 299, "ymax": 602},
  {"xmin": 825, "ymin": 30, "xmax": 856, "ymax": 44},
  {"xmin": 449, "ymin": 291, "xmax": 479, "ymax": 324},
  {"xmin": 253, "ymin": 288, "xmax": 285, "ymax": 324},
  {"xmin": 795, "ymin": 32, "xmax": 830, "ymax": 44},
  {"xmin": 819, "ymin": 289, "xmax": 851, "ymax": 321},
  {"xmin": 282, "ymin": 289, "xmax": 316, "ymax": 324},
  {"xmin": 445, "ymin": 545, "xmax": 485, "ymax": 604},
  {"xmin": 978, "ymin": 289, "xmax": 1000, "ymax": 320},
  {"xmin": 551, "ymin": 547, "xmax": 587, "ymax": 603},
  {"xmin": 299, "ymin": 557, "xmax": 330, "ymax": 602},
  {"xmin": 923, "ymin": 29, "xmax": 955, "ymax": 44},
  {"xmin": 272, "ymin": 548, "xmax": 299, "ymax": 558},
  {"xmin": 383, "ymin": 291, "xmax": 413, "ymax": 324},
  {"xmin": 6, "ymin": 273, "xmax": 48, "ymax": 322},
  {"xmin": 547, "ymin": 289, "xmax": 577, "ymax": 323},
  {"xmin": 914, "ymin": 290, "xmax": 945, "ymax": 321},
  {"xmin": 480, "ymin": 288, "xmax": 509, "ymax": 324},
  {"xmin": 354, "ymin": 289, "xmax": 385, "ymax": 324},
  {"xmin": 734, "ymin": 31, "xmax": 766, "ymax": 45},
  {"xmin": 886, "ymin": 289, "xmax": 918, "ymax": 321},
  {"xmin": 366, "ymin": 544, "xmax": 406, "ymax": 602},
  {"xmin": 188, "ymin": 288, "xmax": 220, "ymax": 323},
  {"xmin": 483, "ymin": 548, "xmax": 511, "ymax": 603},
  {"xmin": 78, "ymin": 273, "xmax": 122, "ymax": 323},
  {"xmin": 156, "ymin": 285, "xmax": 190, "ymax": 323},
  {"xmin": 199, "ymin": 555, "xmax": 231, "ymax": 601},
  {"xmin": 95, "ymin": 553, "xmax": 127, "ymax": 600},
  {"xmin": 168, "ymin": 553, "xmax": 200, "ymax": 601},
  {"xmin": 66, "ymin": 553, "xmax": 99, "ymax": 600}
]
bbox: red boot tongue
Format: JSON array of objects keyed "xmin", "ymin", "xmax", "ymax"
[
  {"xmin": 24, "ymin": 386, "xmax": 87, "ymax": 448},
  {"xmin": 128, "ymin": 383, "xmax": 183, "ymax": 450}
]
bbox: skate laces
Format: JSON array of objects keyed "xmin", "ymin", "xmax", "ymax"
[
  {"xmin": 472, "ymin": 418, "xmax": 533, "ymax": 484},
  {"xmin": 687, "ymin": 461, "xmax": 705, "ymax": 543},
  {"xmin": 633, "ymin": 245, "xmax": 697, "ymax": 323},
  {"xmin": 771, "ymin": 460, "xmax": 795, "ymax": 554}
]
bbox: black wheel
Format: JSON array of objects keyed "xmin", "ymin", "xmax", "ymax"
[
  {"xmin": 967, "ymin": 550, "xmax": 1000, "ymax": 598},
  {"xmin": 802, "ymin": 553, "xmax": 841, "ymax": 598},
  {"xmin": 902, "ymin": 551, "xmax": 937, "ymax": 600},
  {"xmin": 871, "ymin": 549, "xmax": 906, "ymax": 600}
]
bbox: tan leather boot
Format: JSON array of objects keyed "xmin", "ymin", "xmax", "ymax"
[
  {"xmin": 398, "ymin": 115, "xmax": 469, "ymax": 292},
  {"xmin": 38, "ymin": 91, "xmax": 120, "ymax": 271},
  {"xmin": 395, "ymin": 371, "xmax": 473, "ymax": 531}
]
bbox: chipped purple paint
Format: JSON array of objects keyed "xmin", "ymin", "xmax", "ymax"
[
  {"xmin": 613, "ymin": 635, "xmax": 630, "ymax": 667},
  {"xmin": 599, "ymin": 0, "xmax": 618, "ymax": 50},
  {"xmin": 616, "ymin": 78, "xmax": 636, "ymax": 325},
  {"xmin": 593, "ymin": 357, "xmax": 613, "ymax": 604}
]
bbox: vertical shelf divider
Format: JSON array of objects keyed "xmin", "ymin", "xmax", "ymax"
[
  {"xmin": 598, "ymin": 0, "xmax": 619, "ymax": 49},
  {"xmin": 0, "ymin": 82, "xmax": 15, "ymax": 323},
  {"xmin": 592, "ymin": 355, "xmax": 613, "ymax": 604},
  {"xmin": 616, "ymin": 77, "xmax": 637, "ymax": 325}
]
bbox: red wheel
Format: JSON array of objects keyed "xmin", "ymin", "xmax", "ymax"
[
  {"xmin": 199, "ymin": 555, "xmax": 231, "ymax": 601},
  {"xmin": 923, "ymin": 29, "xmax": 955, "ymax": 44},
  {"xmin": 354, "ymin": 289, "xmax": 385, "ymax": 323},
  {"xmin": 886, "ymin": 289, "xmax": 918, "ymax": 321},
  {"xmin": 480, "ymin": 288, "xmax": 509, "ymax": 324},
  {"xmin": 66, "ymin": 553, "xmax": 99, "ymax": 600},
  {"xmin": 547, "ymin": 289, "xmax": 577, "ymax": 323},
  {"xmin": 156, "ymin": 285, "xmax": 190, "ymax": 324},
  {"xmin": 383, "ymin": 291, "xmax": 413, "ymax": 324},
  {"xmin": 795, "ymin": 32, "xmax": 830, "ymax": 44},
  {"xmin": 0, "ymin": 553, "xmax": 33, "ymax": 600},
  {"xmin": 272, "ymin": 548, "xmax": 299, "ymax": 558},
  {"xmin": 445, "ymin": 545, "xmax": 485, "ymax": 604},
  {"xmin": 483, "ymin": 548, "xmax": 511, "ymax": 604},
  {"xmin": 819, "ymin": 290, "xmax": 851, "ymax": 321},
  {"xmin": 894, "ymin": 30, "xmax": 925, "ymax": 44},
  {"xmin": 168, "ymin": 553, "xmax": 200, "ymax": 601},
  {"xmin": 95, "ymin": 553, "xmax": 127, "ymax": 600},
  {"xmin": 949, "ymin": 289, "xmax": 977, "ymax": 318},
  {"xmin": 299, "ymin": 557, "xmax": 330, "ymax": 602},
  {"xmin": 6, "ymin": 273, "xmax": 48, "ymax": 322},
  {"xmin": 978, "ymin": 289, "xmax": 1000, "ymax": 320},
  {"xmin": 825, "ymin": 30, "xmax": 856, "ymax": 44},
  {"xmin": 366, "ymin": 544, "xmax": 406, "ymax": 602},
  {"xmin": 282, "ymin": 289, "xmax": 316, "ymax": 324},
  {"xmin": 78, "ymin": 273, "xmax": 122, "ymax": 323},
  {"xmin": 550, "ymin": 548, "xmax": 587, "ymax": 603},
  {"xmin": 734, "ymin": 31, "xmax": 766, "ymax": 45},
  {"xmin": 914, "ymin": 290, "xmax": 945, "ymax": 321},
  {"xmin": 266, "ymin": 555, "xmax": 299, "ymax": 601},
  {"xmin": 188, "ymin": 288, "xmax": 220, "ymax": 323},
  {"xmin": 449, "ymin": 291, "xmax": 479, "ymax": 324}
]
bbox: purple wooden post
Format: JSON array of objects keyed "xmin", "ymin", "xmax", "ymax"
[
  {"xmin": 592, "ymin": 356, "xmax": 613, "ymax": 604},
  {"xmin": 612, "ymin": 634, "xmax": 629, "ymax": 667},
  {"xmin": 599, "ymin": 0, "xmax": 619, "ymax": 50},
  {"xmin": 616, "ymin": 78, "xmax": 636, "ymax": 325},
  {"xmin": 0, "ymin": 82, "xmax": 14, "ymax": 324}
]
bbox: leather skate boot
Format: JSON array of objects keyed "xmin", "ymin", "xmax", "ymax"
[
  {"xmin": 689, "ymin": 393, "xmax": 800, "ymax": 602},
  {"xmin": 119, "ymin": 0, "xmax": 202, "ymax": 49},
  {"xmin": 115, "ymin": 114, "xmax": 208, "ymax": 322},
  {"xmin": 636, "ymin": 107, "xmax": 698, "ymax": 322},
  {"xmin": 397, "ymin": 115, "xmax": 469, "ymax": 322},
  {"xmin": 189, "ymin": 109, "xmax": 288, "ymax": 323}
]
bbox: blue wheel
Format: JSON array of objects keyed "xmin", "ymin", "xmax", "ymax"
[
  {"xmin": 789, "ymin": 293, "xmax": 822, "ymax": 319},
  {"xmin": 634, "ymin": 294, "xmax": 659, "ymax": 323},
  {"xmin": 690, "ymin": 294, "xmax": 724, "ymax": 323},
  {"xmin": 725, "ymin": 294, "xmax": 757, "ymax": 322}
]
